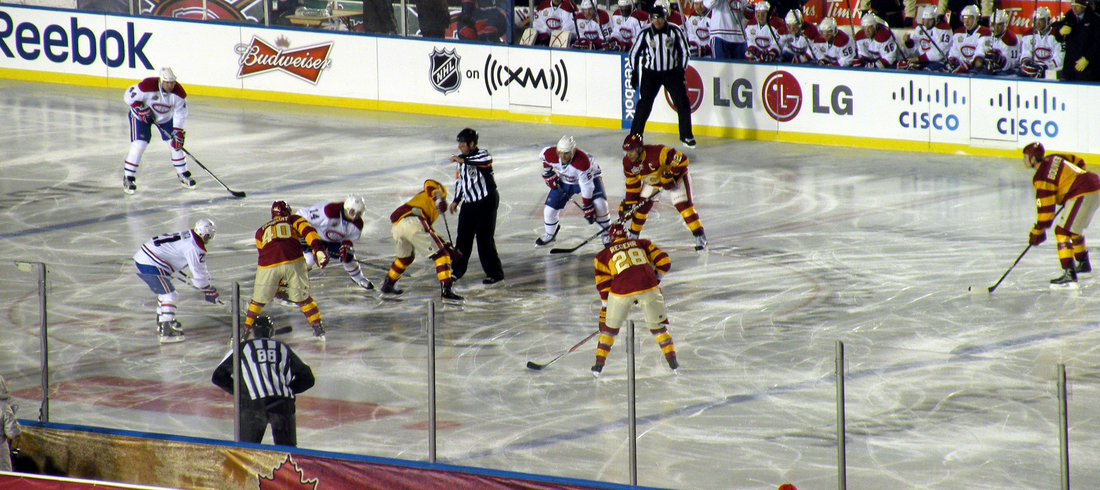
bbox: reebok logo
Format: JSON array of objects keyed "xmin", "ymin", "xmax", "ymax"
[{"xmin": 0, "ymin": 11, "xmax": 152, "ymax": 68}]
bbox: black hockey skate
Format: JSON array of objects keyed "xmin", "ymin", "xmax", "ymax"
[
  {"xmin": 157, "ymin": 320, "xmax": 184, "ymax": 343},
  {"xmin": 693, "ymin": 231, "xmax": 708, "ymax": 251},
  {"xmin": 1050, "ymin": 268, "xmax": 1078, "ymax": 286},
  {"xmin": 535, "ymin": 223, "xmax": 561, "ymax": 246},
  {"xmin": 1076, "ymin": 252, "xmax": 1092, "ymax": 274},
  {"xmin": 380, "ymin": 277, "xmax": 403, "ymax": 297},
  {"xmin": 178, "ymin": 171, "xmax": 196, "ymax": 189},
  {"xmin": 440, "ymin": 281, "xmax": 464, "ymax": 304},
  {"xmin": 591, "ymin": 364, "xmax": 603, "ymax": 378},
  {"xmin": 311, "ymin": 322, "xmax": 326, "ymax": 341},
  {"xmin": 123, "ymin": 176, "xmax": 137, "ymax": 194}
]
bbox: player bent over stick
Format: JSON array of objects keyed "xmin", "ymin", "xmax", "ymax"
[
  {"xmin": 121, "ymin": 67, "xmax": 195, "ymax": 194},
  {"xmin": 536, "ymin": 135, "xmax": 613, "ymax": 246},
  {"xmin": 299, "ymin": 196, "xmax": 375, "ymax": 290},
  {"xmin": 591, "ymin": 223, "xmax": 678, "ymax": 377},
  {"xmin": 133, "ymin": 218, "xmax": 219, "ymax": 343},
  {"xmin": 620, "ymin": 134, "xmax": 707, "ymax": 250},
  {"xmin": 1023, "ymin": 142, "xmax": 1100, "ymax": 287},
  {"xmin": 380, "ymin": 179, "xmax": 464, "ymax": 304},
  {"xmin": 246, "ymin": 201, "xmax": 331, "ymax": 340}
]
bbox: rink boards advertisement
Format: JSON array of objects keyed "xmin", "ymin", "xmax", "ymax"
[{"xmin": 0, "ymin": 4, "xmax": 1098, "ymax": 156}]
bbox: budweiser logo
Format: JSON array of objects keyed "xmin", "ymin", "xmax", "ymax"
[{"xmin": 235, "ymin": 36, "xmax": 334, "ymax": 84}]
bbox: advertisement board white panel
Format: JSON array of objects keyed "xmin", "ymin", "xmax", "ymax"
[
  {"xmin": 111, "ymin": 17, "xmax": 243, "ymax": 88},
  {"xmin": 0, "ymin": 7, "xmax": 111, "ymax": 78},
  {"xmin": 236, "ymin": 28, "xmax": 375, "ymax": 98},
  {"xmin": 376, "ymin": 37, "xmax": 491, "ymax": 109},
  {"xmin": 1010, "ymin": 80, "xmax": 1079, "ymax": 150},
  {"xmin": 580, "ymin": 50, "xmax": 621, "ymax": 120},
  {"xmin": 548, "ymin": 49, "xmax": 586, "ymax": 117},
  {"xmin": 969, "ymin": 77, "xmax": 1018, "ymax": 143},
  {"xmin": 774, "ymin": 66, "xmax": 861, "ymax": 138},
  {"xmin": 1082, "ymin": 85, "xmax": 1100, "ymax": 155},
  {"xmin": 493, "ymin": 44, "xmax": 553, "ymax": 109},
  {"xmin": 676, "ymin": 61, "xmax": 779, "ymax": 136},
  {"xmin": 915, "ymin": 74, "xmax": 971, "ymax": 146}
]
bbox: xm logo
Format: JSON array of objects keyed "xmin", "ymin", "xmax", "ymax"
[{"xmin": 483, "ymin": 55, "xmax": 569, "ymax": 101}]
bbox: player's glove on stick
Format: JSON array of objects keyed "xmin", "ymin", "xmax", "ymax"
[
  {"xmin": 543, "ymin": 171, "xmax": 560, "ymax": 189},
  {"xmin": 171, "ymin": 128, "xmax": 186, "ymax": 150},
  {"xmin": 1029, "ymin": 227, "xmax": 1047, "ymax": 246},
  {"xmin": 131, "ymin": 102, "xmax": 154, "ymax": 124},
  {"xmin": 339, "ymin": 240, "xmax": 353, "ymax": 262},
  {"xmin": 582, "ymin": 199, "xmax": 597, "ymax": 224},
  {"xmin": 314, "ymin": 249, "xmax": 330, "ymax": 268},
  {"xmin": 202, "ymin": 286, "xmax": 219, "ymax": 304}
]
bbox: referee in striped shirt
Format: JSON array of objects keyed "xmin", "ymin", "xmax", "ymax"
[
  {"xmin": 448, "ymin": 128, "xmax": 505, "ymax": 284},
  {"xmin": 627, "ymin": 4, "xmax": 696, "ymax": 148},
  {"xmin": 212, "ymin": 316, "xmax": 315, "ymax": 446}
]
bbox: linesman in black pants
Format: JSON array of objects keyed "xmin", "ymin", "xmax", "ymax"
[
  {"xmin": 448, "ymin": 128, "xmax": 506, "ymax": 285},
  {"xmin": 628, "ymin": 4, "xmax": 696, "ymax": 148},
  {"xmin": 212, "ymin": 316, "xmax": 315, "ymax": 447}
]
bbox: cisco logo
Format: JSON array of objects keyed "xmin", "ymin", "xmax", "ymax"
[
  {"xmin": 893, "ymin": 80, "xmax": 964, "ymax": 131},
  {"xmin": 989, "ymin": 87, "xmax": 1064, "ymax": 138},
  {"xmin": 483, "ymin": 55, "xmax": 569, "ymax": 101}
]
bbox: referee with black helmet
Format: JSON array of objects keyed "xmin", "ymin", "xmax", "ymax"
[
  {"xmin": 627, "ymin": 4, "xmax": 696, "ymax": 148},
  {"xmin": 212, "ymin": 316, "xmax": 315, "ymax": 446},
  {"xmin": 448, "ymin": 128, "xmax": 505, "ymax": 284}
]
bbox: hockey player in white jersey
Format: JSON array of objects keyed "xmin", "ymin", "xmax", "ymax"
[
  {"xmin": 684, "ymin": 0, "xmax": 713, "ymax": 57},
  {"xmin": 780, "ymin": 9, "xmax": 822, "ymax": 63},
  {"xmin": 744, "ymin": 1, "xmax": 787, "ymax": 62},
  {"xmin": 533, "ymin": 0, "xmax": 577, "ymax": 45},
  {"xmin": 573, "ymin": 0, "xmax": 611, "ymax": 49},
  {"xmin": 1018, "ymin": 7, "xmax": 1063, "ymax": 78},
  {"xmin": 609, "ymin": 0, "xmax": 649, "ymax": 51},
  {"xmin": 815, "ymin": 17, "xmax": 856, "ymax": 67},
  {"xmin": 899, "ymin": 6, "xmax": 951, "ymax": 70},
  {"xmin": 121, "ymin": 67, "xmax": 194, "ymax": 195},
  {"xmin": 852, "ymin": 13, "xmax": 899, "ymax": 68},
  {"xmin": 536, "ymin": 136, "xmax": 612, "ymax": 246},
  {"xmin": 946, "ymin": 5, "xmax": 990, "ymax": 74},
  {"xmin": 299, "ymin": 196, "xmax": 374, "ymax": 290},
  {"xmin": 133, "ymin": 219, "xmax": 218, "ymax": 343},
  {"xmin": 983, "ymin": 10, "xmax": 1021, "ymax": 75}
]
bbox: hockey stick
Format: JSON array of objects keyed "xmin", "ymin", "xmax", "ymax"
[
  {"xmin": 153, "ymin": 123, "xmax": 247, "ymax": 198},
  {"xmin": 977, "ymin": 205, "xmax": 1064, "ymax": 293},
  {"xmin": 526, "ymin": 330, "xmax": 599, "ymax": 370},
  {"xmin": 549, "ymin": 193, "xmax": 657, "ymax": 254},
  {"xmin": 175, "ymin": 270, "xmax": 225, "ymax": 305}
]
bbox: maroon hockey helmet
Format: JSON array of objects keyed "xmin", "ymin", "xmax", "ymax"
[
  {"xmin": 271, "ymin": 200, "xmax": 292, "ymax": 218},
  {"xmin": 622, "ymin": 134, "xmax": 643, "ymax": 152},
  {"xmin": 607, "ymin": 223, "xmax": 628, "ymax": 242},
  {"xmin": 1022, "ymin": 142, "xmax": 1045, "ymax": 166}
]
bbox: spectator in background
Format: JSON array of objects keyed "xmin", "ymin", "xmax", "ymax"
[
  {"xmin": 859, "ymin": 0, "xmax": 912, "ymax": 28},
  {"xmin": 362, "ymin": 0, "xmax": 397, "ymax": 33},
  {"xmin": 701, "ymin": 0, "xmax": 748, "ymax": 58},
  {"xmin": 853, "ymin": 13, "xmax": 900, "ymax": 68},
  {"xmin": 781, "ymin": 9, "xmax": 821, "ymax": 63},
  {"xmin": 983, "ymin": 9, "xmax": 1020, "ymax": 75},
  {"xmin": 574, "ymin": 0, "xmax": 612, "ymax": 49},
  {"xmin": 610, "ymin": 0, "xmax": 650, "ymax": 51},
  {"xmin": 456, "ymin": 0, "xmax": 509, "ymax": 42},
  {"xmin": 768, "ymin": 0, "xmax": 803, "ymax": 20},
  {"xmin": 415, "ymin": 0, "xmax": 451, "ymax": 38},
  {"xmin": 1018, "ymin": 7, "xmax": 1063, "ymax": 78},
  {"xmin": 0, "ymin": 375, "xmax": 21, "ymax": 473},
  {"xmin": 1056, "ymin": 0, "xmax": 1100, "ymax": 81},
  {"xmin": 946, "ymin": 5, "xmax": 990, "ymax": 73},
  {"xmin": 533, "ymin": 0, "xmax": 577, "ymax": 45},
  {"xmin": 815, "ymin": 16, "xmax": 856, "ymax": 66},
  {"xmin": 744, "ymin": 0, "xmax": 788, "ymax": 62},
  {"xmin": 684, "ymin": 0, "xmax": 714, "ymax": 57},
  {"xmin": 899, "ymin": 5, "xmax": 951, "ymax": 70}
]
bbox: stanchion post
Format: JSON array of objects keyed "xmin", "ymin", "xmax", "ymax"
[
  {"xmin": 627, "ymin": 320, "xmax": 637, "ymax": 486},
  {"xmin": 836, "ymin": 340, "xmax": 846, "ymax": 490},
  {"xmin": 428, "ymin": 300, "xmax": 437, "ymax": 463},
  {"xmin": 15, "ymin": 261, "xmax": 49, "ymax": 422},
  {"xmin": 1057, "ymin": 363, "xmax": 1069, "ymax": 490}
]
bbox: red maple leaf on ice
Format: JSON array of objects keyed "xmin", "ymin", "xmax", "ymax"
[{"xmin": 258, "ymin": 455, "xmax": 318, "ymax": 490}]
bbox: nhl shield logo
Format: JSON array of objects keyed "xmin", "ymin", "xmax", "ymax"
[{"xmin": 429, "ymin": 48, "xmax": 461, "ymax": 95}]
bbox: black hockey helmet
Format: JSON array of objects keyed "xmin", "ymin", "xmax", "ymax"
[
  {"xmin": 456, "ymin": 128, "xmax": 479, "ymax": 145},
  {"xmin": 252, "ymin": 315, "xmax": 274, "ymax": 338}
]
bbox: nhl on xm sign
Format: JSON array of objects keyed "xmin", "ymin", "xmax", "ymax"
[{"xmin": 0, "ymin": 12, "xmax": 153, "ymax": 68}]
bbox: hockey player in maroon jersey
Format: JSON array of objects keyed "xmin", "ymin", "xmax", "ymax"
[
  {"xmin": 620, "ymin": 134, "xmax": 707, "ymax": 250},
  {"xmin": 245, "ymin": 201, "xmax": 330, "ymax": 340},
  {"xmin": 299, "ymin": 196, "xmax": 374, "ymax": 291},
  {"xmin": 591, "ymin": 223, "xmax": 677, "ymax": 377},
  {"xmin": 381, "ymin": 180, "xmax": 463, "ymax": 303},
  {"xmin": 1023, "ymin": 142, "xmax": 1100, "ymax": 287},
  {"xmin": 121, "ymin": 67, "xmax": 195, "ymax": 194}
]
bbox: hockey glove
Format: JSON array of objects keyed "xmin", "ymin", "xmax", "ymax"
[
  {"xmin": 339, "ymin": 240, "xmax": 353, "ymax": 262},
  {"xmin": 950, "ymin": 60, "xmax": 970, "ymax": 74},
  {"xmin": 435, "ymin": 198, "xmax": 447, "ymax": 214},
  {"xmin": 985, "ymin": 52, "xmax": 1005, "ymax": 71},
  {"xmin": 202, "ymin": 286, "xmax": 220, "ymax": 304},
  {"xmin": 314, "ymin": 249, "xmax": 330, "ymax": 268},
  {"xmin": 1029, "ymin": 227, "xmax": 1047, "ymax": 246},
  {"xmin": 1020, "ymin": 60, "xmax": 1042, "ymax": 78},
  {"xmin": 582, "ymin": 202, "xmax": 597, "ymax": 224},
  {"xmin": 618, "ymin": 200, "xmax": 637, "ymax": 220},
  {"xmin": 131, "ymin": 102, "xmax": 154, "ymax": 124},
  {"xmin": 542, "ymin": 171, "xmax": 560, "ymax": 189},
  {"xmin": 444, "ymin": 242, "xmax": 463, "ymax": 262},
  {"xmin": 1060, "ymin": 25, "xmax": 1072, "ymax": 37},
  {"xmin": 1076, "ymin": 57, "xmax": 1089, "ymax": 72},
  {"xmin": 171, "ymin": 128, "xmax": 186, "ymax": 150}
]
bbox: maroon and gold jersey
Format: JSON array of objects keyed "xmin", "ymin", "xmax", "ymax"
[
  {"xmin": 1033, "ymin": 154, "xmax": 1100, "ymax": 228},
  {"xmin": 594, "ymin": 238, "xmax": 671, "ymax": 300},
  {"xmin": 390, "ymin": 180, "xmax": 448, "ymax": 225},
  {"xmin": 621, "ymin": 145, "xmax": 689, "ymax": 203},
  {"xmin": 255, "ymin": 214, "xmax": 323, "ymax": 268}
]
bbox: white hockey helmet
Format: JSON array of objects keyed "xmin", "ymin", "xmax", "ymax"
[
  {"xmin": 991, "ymin": 8, "xmax": 1008, "ymax": 24},
  {"xmin": 1033, "ymin": 6, "xmax": 1051, "ymax": 20},
  {"xmin": 860, "ymin": 12, "xmax": 879, "ymax": 27},
  {"xmin": 818, "ymin": 16, "xmax": 837, "ymax": 33},
  {"xmin": 194, "ymin": 218, "xmax": 216, "ymax": 243},
  {"xmin": 785, "ymin": 9, "xmax": 802, "ymax": 26},
  {"xmin": 343, "ymin": 196, "xmax": 366, "ymax": 220},
  {"xmin": 754, "ymin": 0, "xmax": 769, "ymax": 12},
  {"xmin": 159, "ymin": 67, "xmax": 177, "ymax": 83},
  {"xmin": 580, "ymin": 0, "xmax": 594, "ymax": 9},
  {"xmin": 961, "ymin": 4, "xmax": 979, "ymax": 18},
  {"xmin": 920, "ymin": 5, "xmax": 937, "ymax": 20},
  {"xmin": 557, "ymin": 135, "xmax": 576, "ymax": 154},
  {"xmin": 617, "ymin": 0, "xmax": 632, "ymax": 8}
]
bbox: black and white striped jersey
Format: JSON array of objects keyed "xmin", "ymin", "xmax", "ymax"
[
  {"xmin": 453, "ymin": 148, "xmax": 497, "ymax": 204},
  {"xmin": 629, "ymin": 23, "xmax": 691, "ymax": 72},
  {"xmin": 212, "ymin": 338, "xmax": 315, "ymax": 400}
]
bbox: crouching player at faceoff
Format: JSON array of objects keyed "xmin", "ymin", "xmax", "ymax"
[
  {"xmin": 133, "ymin": 218, "xmax": 219, "ymax": 343},
  {"xmin": 381, "ymin": 179, "xmax": 464, "ymax": 303},
  {"xmin": 620, "ymin": 134, "xmax": 707, "ymax": 250},
  {"xmin": 246, "ymin": 201, "xmax": 330, "ymax": 341},
  {"xmin": 299, "ymin": 196, "xmax": 374, "ymax": 290},
  {"xmin": 1023, "ymin": 142, "xmax": 1100, "ymax": 287},
  {"xmin": 535, "ymin": 135, "xmax": 612, "ymax": 246},
  {"xmin": 591, "ymin": 223, "xmax": 677, "ymax": 377}
]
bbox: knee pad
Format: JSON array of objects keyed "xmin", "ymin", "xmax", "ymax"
[{"xmin": 157, "ymin": 290, "xmax": 180, "ymax": 306}]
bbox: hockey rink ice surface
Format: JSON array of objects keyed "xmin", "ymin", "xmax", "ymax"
[{"xmin": 3, "ymin": 79, "xmax": 1100, "ymax": 490}]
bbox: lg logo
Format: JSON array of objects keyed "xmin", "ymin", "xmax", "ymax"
[{"xmin": 711, "ymin": 72, "xmax": 853, "ymax": 121}]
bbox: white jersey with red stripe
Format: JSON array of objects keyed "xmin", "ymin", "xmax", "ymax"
[
  {"xmin": 782, "ymin": 24, "xmax": 822, "ymax": 63},
  {"xmin": 300, "ymin": 202, "xmax": 364, "ymax": 243},
  {"xmin": 684, "ymin": 13, "xmax": 712, "ymax": 49},
  {"xmin": 133, "ymin": 229, "xmax": 211, "ymax": 288},
  {"xmin": 576, "ymin": 10, "xmax": 612, "ymax": 42},
  {"xmin": 611, "ymin": 8, "xmax": 649, "ymax": 45},
  {"xmin": 124, "ymin": 77, "xmax": 188, "ymax": 127},
  {"xmin": 905, "ymin": 22, "xmax": 952, "ymax": 62},
  {"xmin": 1020, "ymin": 28, "xmax": 1063, "ymax": 70},
  {"xmin": 854, "ymin": 25, "xmax": 899, "ymax": 67},
  {"xmin": 986, "ymin": 31, "xmax": 1021, "ymax": 71},
  {"xmin": 744, "ymin": 17, "xmax": 788, "ymax": 59},
  {"xmin": 815, "ymin": 29, "xmax": 856, "ymax": 67},
  {"xmin": 539, "ymin": 146, "xmax": 602, "ymax": 199},
  {"xmin": 534, "ymin": 0, "xmax": 577, "ymax": 36},
  {"xmin": 947, "ymin": 25, "xmax": 990, "ymax": 66}
]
